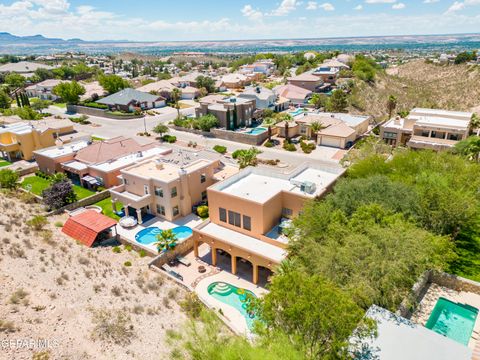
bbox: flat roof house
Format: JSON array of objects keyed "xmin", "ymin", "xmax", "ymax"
[
  {"xmin": 193, "ymin": 164, "xmax": 344, "ymax": 284},
  {"xmin": 380, "ymin": 108, "xmax": 473, "ymax": 150},
  {"xmin": 195, "ymin": 96, "xmax": 257, "ymax": 129},
  {"xmin": 238, "ymin": 86, "xmax": 287, "ymax": 111},
  {"xmin": 0, "ymin": 120, "xmax": 84, "ymax": 161},
  {"xmin": 97, "ymin": 88, "xmax": 166, "ymax": 112},
  {"xmin": 109, "ymin": 151, "xmax": 238, "ymax": 224}
]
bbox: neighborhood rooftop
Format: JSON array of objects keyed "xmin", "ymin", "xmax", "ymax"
[{"xmin": 97, "ymin": 88, "xmax": 163, "ymax": 106}]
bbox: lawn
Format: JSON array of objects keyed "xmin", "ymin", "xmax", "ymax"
[
  {"xmin": 0, "ymin": 160, "xmax": 12, "ymax": 168},
  {"xmin": 53, "ymin": 103, "xmax": 67, "ymax": 108},
  {"xmin": 94, "ymin": 197, "xmax": 121, "ymax": 220},
  {"xmin": 21, "ymin": 176, "xmax": 95, "ymax": 200}
]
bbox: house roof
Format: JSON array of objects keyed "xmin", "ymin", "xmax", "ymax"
[
  {"xmin": 74, "ymin": 136, "xmax": 155, "ymax": 165},
  {"xmin": 136, "ymin": 80, "xmax": 176, "ymax": 93},
  {"xmin": 239, "ymin": 86, "xmax": 275, "ymax": 101},
  {"xmin": 288, "ymin": 72, "xmax": 320, "ymax": 82},
  {"xmin": 319, "ymin": 122, "xmax": 356, "ymax": 138},
  {"xmin": 97, "ymin": 88, "xmax": 163, "ymax": 106},
  {"xmin": 62, "ymin": 210, "xmax": 117, "ymax": 247},
  {"xmin": 273, "ymin": 84, "xmax": 312, "ymax": 101},
  {"xmin": 0, "ymin": 61, "xmax": 54, "ymax": 73}
]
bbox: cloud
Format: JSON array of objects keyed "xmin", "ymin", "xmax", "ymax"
[
  {"xmin": 319, "ymin": 3, "xmax": 335, "ymax": 11},
  {"xmin": 365, "ymin": 0, "xmax": 396, "ymax": 3},
  {"xmin": 306, "ymin": 1, "xmax": 318, "ymax": 10},
  {"xmin": 355, "ymin": 4, "xmax": 364, "ymax": 10},
  {"xmin": 446, "ymin": 1, "xmax": 465, "ymax": 12},
  {"xmin": 392, "ymin": 2, "xmax": 406, "ymax": 9},
  {"xmin": 423, "ymin": 0, "xmax": 439, "ymax": 3},
  {"xmin": 269, "ymin": 0, "xmax": 300, "ymax": 16},
  {"xmin": 241, "ymin": 4, "xmax": 263, "ymax": 21}
]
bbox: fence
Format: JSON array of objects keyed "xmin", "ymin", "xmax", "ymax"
[
  {"xmin": 148, "ymin": 236, "xmax": 195, "ymax": 268},
  {"xmin": 172, "ymin": 126, "xmax": 270, "ymax": 145},
  {"xmin": 67, "ymin": 105, "xmax": 143, "ymax": 120},
  {"xmin": 47, "ymin": 190, "xmax": 110, "ymax": 216}
]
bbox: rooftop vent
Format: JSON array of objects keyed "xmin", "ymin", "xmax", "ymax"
[
  {"xmin": 155, "ymin": 159, "xmax": 163, "ymax": 170},
  {"xmin": 136, "ymin": 151, "xmax": 143, "ymax": 158}
]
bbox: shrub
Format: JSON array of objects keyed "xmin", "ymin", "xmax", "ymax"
[
  {"xmin": 162, "ymin": 134, "xmax": 177, "ymax": 143},
  {"xmin": 112, "ymin": 246, "xmax": 121, "ymax": 253},
  {"xmin": 0, "ymin": 319, "xmax": 17, "ymax": 333},
  {"xmin": 197, "ymin": 205, "xmax": 209, "ymax": 218},
  {"xmin": 264, "ymin": 141, "xmax": 274, "ymax": 148},
  {"xmin": 42, "ymin": 180, "xmax": 77, "ymax": 210},
  {"xmin": 90, "ymin": 309, "xmax": 135, "ymax": 345},
  {"xmin": 283, "ymin": 142, "xmax": 297, "ymax": 151},
  {"xmin": 138, "ymin": 250, "xmax": 147, "ymax": 258},
  {"xmin": 82, "ymin": 102, "xmax": 108, "ymax": 109},
  {"xmin": 300, "ymin": 141, "xmax": 316, "ymax": 154},
  {"xmin": 124, "ymin": 244, "xmax": 132, "ymax": 252},
  {"xmin": 124, "ymin": 261, "xmax": 132, "ymax": 267},
  {"xmin": 213, "ymin": 145, "xmax": 227, "ymax": 154},
  {"xmin": 0, "ymin": 169, "xmax": 19, "ymax": 189},
  {"xmin": 26, "ymin": 215, "xmax": 48, "ymax": 231},
  {"xmin": 179, "ymin": 293, "xmax": 203, "ymax": 319}
]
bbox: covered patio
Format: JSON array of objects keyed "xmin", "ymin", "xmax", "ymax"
[
  {"xmin": 62, "ymin": 209, "xmax": 118, "ymax": 247},
  {"xmin": 109, "ymin": 184, "xmax": 152, "ymax": 225}
]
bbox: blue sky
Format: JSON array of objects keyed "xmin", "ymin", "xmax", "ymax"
[{"xmin": 0, "ymin": 0, "xmax": 479, "ymax": 41}]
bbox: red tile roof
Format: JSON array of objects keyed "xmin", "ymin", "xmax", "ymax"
[{"xmin": 62, "ymin": 210, "xmax": 117, "ymax": 247}]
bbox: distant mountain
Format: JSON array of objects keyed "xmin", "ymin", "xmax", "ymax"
[{"xmin": 0, "ymin": 32, "xmax": 84, "ymax": 45}]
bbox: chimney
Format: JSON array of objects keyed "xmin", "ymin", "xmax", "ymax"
[{"xmin": 394, "ymin": 116, "xmax": 401, "ymax": 125}]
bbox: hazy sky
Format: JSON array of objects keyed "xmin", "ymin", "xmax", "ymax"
[{"xmin": 1, "ymin": 0, "xmax": 480, "ymax": 41}]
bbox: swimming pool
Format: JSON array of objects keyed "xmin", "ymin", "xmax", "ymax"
[
  {"xmin": 135, "ymin": 226, "xmax": 193, "ymax": 245},
  {"xmin": 425, "ymin": 297, "xmax": 478, "ymax": 346},
  {"xmin": 207, "ymin": 282, "xmax": 258, "ymax": 330},
  {"xmin": 246, "ymin": 127, "xmax": 267, "ymax": 135},
  {"xmin": 289, "ymin": 108, "xmax": 306, "ymax": 117}
]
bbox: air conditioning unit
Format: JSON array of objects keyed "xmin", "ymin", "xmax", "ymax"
[{"xmin": 300, "ymin": 181, "xmax": 316, "ymax": 194}]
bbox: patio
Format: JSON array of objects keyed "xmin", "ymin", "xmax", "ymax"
[{"xmin": 116, "ymin": 213, "xmax": 203, "ymax": 254}]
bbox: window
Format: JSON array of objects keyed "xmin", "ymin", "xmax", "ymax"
[
  {"xmin": 156, "ymin": 204, "xmax": 165, "ymax": 216},
  {"xmin": 144, "ymin": 185, "xmax": 149, "ymax": 195},
  {"xmin": 383, "ymin": 132, "xmax": 397, "ymax": 140},
  {"xmin": 282, "ymin": 208, "xmax": 293, "ymax": 217},
  {"xmin": 421, "ymin": 130, "xmax": 430, "ymax": 137},
  {"xmin": 219, "ymin": 208, "xmax": 227, "ymax": 222},
  {"xmin": 200, "ymin": 173, "xmax": 206, "ymax": 183},
  {"xmin": 228, "ymin": 210, "xmax": 241, "ymax": 227},
  {"xmin": 172, "ymin": 206, "xmax": 179, "ymax": 216},
  {"xmin": 449, "ymin": 133, "xmax": 459, "ymax": 141},
  {"xmin": 171, "ymin": 187, "xmax": 177, "ymax": 198},
  {"xmin": 243, "ymin": 215, "xmax": 251, "ymax": 231},
  {"xmin": 201, "ymin": 191, "xmax": 207, "ymax": 201},
  {"xmin": 123, "ymin": 178, "xmax": 128, "ymax": 185},
  {"xmin": 154, "ymin": 186, "xmax": 163, "ymax": 197},
  {"xmin": 431, "ymin": 131, "xmax": 437, "ymax": 138}
]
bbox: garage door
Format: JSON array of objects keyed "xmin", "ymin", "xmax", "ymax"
[{"xmin": 321, "ymin": 136, "xmax": 342, "ymax": 148}]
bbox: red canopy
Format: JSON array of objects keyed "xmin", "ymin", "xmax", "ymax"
[{"xmin": 62, "ymin": 210, "xmax": 117, "ymax": 247}]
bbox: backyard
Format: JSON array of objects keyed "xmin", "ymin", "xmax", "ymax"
[
  {"xmin": 94, "ymin": 197, "xmax": 121, "ymax": 220},
  {"xmin": 21, "ymin": 175, "xmax": 95, "ymax": 199},
  {"xmin": 0, "ymin": 160, "xmax": 12, "ymax": 167}
]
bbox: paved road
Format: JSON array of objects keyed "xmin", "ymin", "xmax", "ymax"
[{"xmin": 49, "ymin": 105, "xmax": 343, "ymax": 170}]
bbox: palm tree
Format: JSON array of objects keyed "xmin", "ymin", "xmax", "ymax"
[
  {"xmin": 237, "ymin": 147, "xmax": 261, "ymax": 169},
  {"xmin": 284, "ymin": 122, "xmax": 289, "ymax": 142},
  {"xmin": 154, "ymin": 229, "xmax": 177, "ymax": 253},
  {"xmin": 309, "ymin": 121, "xmax": 325, "ymax": 143},
  {"xmin": 387, "ymin": 95, "xmax": 397, "ymax": 120},
  {"xmin": 171, "ymin": 88, "xmax": 181, "ymax": 120}
]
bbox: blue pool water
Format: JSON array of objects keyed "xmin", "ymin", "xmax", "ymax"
[
  {"xmin": 289, "ymin": 108, "xmax": 306, "ymax": 117},
  {"xmin": 246, "ymin": 127, "xmax": 267, "ymax": 135},
  {"xmin": 207, "ymin": 282, "xmax": 258, "ymax": 330},
  {"xmin": 425, "ymin": 297, "xmax": 478, "ymax": 346},
  {"xmin": 135, "ymin": 226, "xmax": 193, "ymax": 245}
]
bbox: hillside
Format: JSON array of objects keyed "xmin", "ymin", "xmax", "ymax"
[{"xmin": 349, "ymin": 60, "xmax": 480, "ymax": 121}]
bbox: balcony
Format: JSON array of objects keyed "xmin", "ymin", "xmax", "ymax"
[
  {"xmin": 407, "ymin": 135, "xmax": 459, "ymax": 151},
  {"xmin": 109, "ymin": 184, "xmax": 152, "ymax": 209}
]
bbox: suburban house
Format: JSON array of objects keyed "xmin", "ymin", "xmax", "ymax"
[
  {"xmin": 312, "ymin": 66, "xmax": 341, "ymax": 84},
  {"xmin": 287, "ymin": 72, "xmax": 324, "ymax": 92},
  {"xmin": 0, "ymin": 61, "xmax": 55, "ymax": 78},
  {"xmin": 136, "ymin": 80, "xmax": 199, "ymax": 100},
  {"xmin": 34, "ymin": 136, "xmax": 171, "ymax": 189},
  {"xmin": 239, "ymin": 60, "xmax": 275, "ymax": 76},
  {"xmin": 322, "ymin": 59, "xmax": 350, "ymax": 70},
  {"xmin": 238, "ymin": 86, "xmax": 286, "ymax": 110},
  {"xmin": 80, "ymin": 81, "xmax": 107, "ymax": 101},
  {"xmin": 220, "ymin": 73, "xmax": 252, "ymax": 89},
  {"xmin": 195, "ymin": 96, "xmax": 257, "ymax": 129},
  {"xmin": 276, "ymin": 112, "xmax": 370, "ymax": 148},
  {"xmin": 109, "ymin": 151, "xmax": 238, "ymax": 224},
  {"xmin": 192, "ymin": 164, "xmax": 343, "ymax": 284},
  {"xmin": 273, "ymin": 84, "xmax": 312, "ymax": 105},
  {"xmin": 97, "ymin": 88, "xmax": 166, "ymax": 112},
  {"xmin": 26, "ymin": 79, "xmax": 66, "ymax": 100},
  {"xmin": 0, "ymin": 120, "xmax": 86, "ymax": 161},
  {"xmin": 380, "ymin": 108, "xmax": 473, "ymax": 150}
]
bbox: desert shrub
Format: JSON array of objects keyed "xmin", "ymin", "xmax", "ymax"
[
  {"xmin": 138, "ymin": 249, "xmax": 147, "ymax": 258},
  {"xmin": 283, "ymin": 142, "xmax": 296, "ymax": 151},
  {"xmin": 91, "ymin": 309, "xmax": 135, "ymax": 345},
  {"xmin": 26, "ymin": 215, "xmax": 48, "ymax": 231},
  {"xmin": 300, "ymin": 141, "xmax": 316, "ymax": 154},
  {"xmin": 124, "ymin": 261, "xmax": 132, "ymax": 267},
  {"xmin": 54, "ymin": 221, "xmax": 63, "ymax": 227},
  {"xmin": 112, "ymin": 246, "xmax": 121, "ymax": 253},
  {"xmin": 264, "ymin": 141, "xmax": 274, "ymax": 148},
  {"xmin": 0, "ymin": 319, "xmax": 17, "ymax": 333},
  {"xmin": 213, "ymin": 145, "xmax": 227, "ymax": 154},
  {"xmin": 124, "ymin": 244, "xmax": 132, "ymax": 252},
  {"xmin": 162, "ymin": 134, "xmax": 177, "ymax": 143},
  {"xmin": 9, "ymin": 288, "xmax": 28, "ymax": 305},
  {"xmin": 180, "ymin": 293, "xmax": 203, "ymax": 319}
]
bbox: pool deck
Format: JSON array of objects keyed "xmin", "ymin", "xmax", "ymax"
[
  {"xmin": 116, "ymin": 213, "xmax": 203, "ymax": 254},
  {"xmin": 411, "ymin": 283, "xmax": 480, "ymax": 349}
]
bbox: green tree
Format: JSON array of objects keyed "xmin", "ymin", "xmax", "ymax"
[
  {"xmin": 308, "ymin": 93, "xmax": 328, "ymax": 109},
  {"xmin": 0, "ymin": 89, "xmax": 11, "ymax": 109},
  {"xmin": 326, "ymin": 90, "xmax": 348, "ymax": 112},
  {"xmin": 387, "ymin": 94, "xmax": 397, "ymax": 119},
  {"xmin": 454, "ymin": 136, "xmax": 480, "ymax": 163},
  {"xmin": 196, "ymin": 114, "xmax": 219, "ymax": 132},
  {"xmin": 234, "ymin": 147, "xmax": 261, "ymax": 169},
  {"xmin": 31, "ymin": 99, "xmax": 51, "ymax": 113},
  {"xmin": 0, "ymin": 169, "xmax": 19, "ymax": 189},
  {"xmin": 99, "ymin": 74, "xmax": 129, "ymax": 94},
  {"xmin": 195, "ymin": 75, "xmax": 216, "ymax": 93},
  {"xmin": 152, "ymin": 123, "xmax": 169, "ymax": 137},
  {"xmin": 154, "ymin": 229, "xmax": 177, "ymax": 252},
  {"xmin": 5, "ymin": 73, "xmax": 26, "ymax": 88},
  {"xmin": 52, "ymin": 81, "xmax": 86, "ymax": 104},
  {"xmin": 470, "ymin": 113, "xmax": 480, "ymax": 134},
  {"xmin": 259, "ymin": 270, "xmax": 374, "ymax": 359},
  {"xmin": 171, "ymin": 87, "xmax": 181, "ymax": 119},
  {"xmin": 309, "ymin": 121, "xmax": 324, "ymax": 142}
]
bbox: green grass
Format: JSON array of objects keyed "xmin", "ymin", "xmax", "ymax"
[
  {"xmin": 54, "ymin": 103, "xmax": 67, "ymax": 108},
  {"xmin": 21, "ymin": 176, "xmax": 95, "ymax": 199},
  {"xmin": 91, "ymin": 136, "xmax": 107, "ymax": 141},
  {"xmin": 94, "ymin": 197, "xmax": 121, "ymax": 220},
  {"xmin": 0, "ymin": 160, "xmax": 12, "ymax": 168}
]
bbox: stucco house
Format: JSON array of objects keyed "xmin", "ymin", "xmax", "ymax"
[
  {"xmin": 238, "ymin": 86, "xmax": 278, "ymax": 110},
  {"xmin": 97, "ymin": 88, "xmax": 166, "ymax": 112},
  {"xmin": 273, "ymin": 84, "xmax": 312, "ymax": 105},
  {"xmin": 25, "ymin": 79, "xmax": 67, "ymax": 101},
  {"xmin": 287, "ymin": 72, "xmax": 324, "ymax": 92}
]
